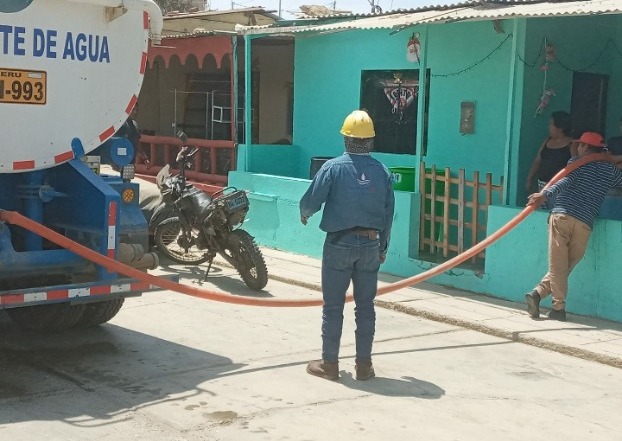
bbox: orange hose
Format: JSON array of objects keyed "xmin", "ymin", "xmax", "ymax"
[
  {"xmin": 0, "ymin": 154, "xmax": 610, "ymax": 307},
  {"xmin": 381, "ymin": 153, "xmax": 610, "ymax": 294}
]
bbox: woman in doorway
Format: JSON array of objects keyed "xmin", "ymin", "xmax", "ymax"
[{"xmin": 525, "ymin": 111, "xmax": 574, "ymax": 210}]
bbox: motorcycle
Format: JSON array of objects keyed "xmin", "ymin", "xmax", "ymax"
[{"xmin": 141, "ymin": 131, "xmax": 268, "ymax": 291}]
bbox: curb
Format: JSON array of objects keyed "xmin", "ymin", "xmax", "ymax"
[{"xmin": 246, "ymin": 264, "xmax": 622, "ymax": 369}]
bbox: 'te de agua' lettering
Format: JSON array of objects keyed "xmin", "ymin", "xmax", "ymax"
[{"xmin": 0, "ymin": 25, "xmax": 110, "ymax": 63}]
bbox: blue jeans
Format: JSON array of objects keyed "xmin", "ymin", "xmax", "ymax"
[{"xmin": 321, "ymin": 233, "xmax": 381, "ymax": 363}]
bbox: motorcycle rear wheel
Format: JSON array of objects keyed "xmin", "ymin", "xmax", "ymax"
[
  {"xmin": 224, "ymin": 229, "xmax": 268, "ymax": 291},
  {"xmin": 154, "ymin": 217, "xmax": 209, "ymax": 264}
]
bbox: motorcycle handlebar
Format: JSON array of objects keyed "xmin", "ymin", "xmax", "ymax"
[{"xmin": 176, "ymin": 147, "xmax": 198, "ymax": 164}]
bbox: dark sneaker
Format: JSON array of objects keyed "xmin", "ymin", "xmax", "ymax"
[
  {"xmin": 355, "ymin": 361, "xmax": 375, "ymax": 381},
  {"xmin": 307, "ymin": 360, "xmax": 339, "ymax": 381},
  {"xmin": 547, "ymin": 309, "xmax": 567, "ymax": 322},
  {"xmin": 525, "ymin": 290, "xmax": 541, "ymax": 318}
]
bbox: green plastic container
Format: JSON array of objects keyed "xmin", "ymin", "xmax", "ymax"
[
  {"xmin": 389, "ymin": 166, "xmax": 416, "ymax": 192},
  {"xmin": 386, "ymin": 166, "xmax": 446, "ymax": 243}
]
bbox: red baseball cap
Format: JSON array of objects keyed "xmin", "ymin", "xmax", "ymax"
[{"xmin": 574, "ymin": 132, "xmax": 605, "ymax": 148}]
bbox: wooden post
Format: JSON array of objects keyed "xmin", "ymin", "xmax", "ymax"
[
  {"xmin": 442, "ymin": 167, "xmax": 450, "ymax": 257},
  {"xmin": 471, "ymin": 171, "xmax": 480, "ymax": 263},
  {"xmin": 430, "ymin": 165, "xmax": 437, "ymax": 254},
  {"xmin": 458, "ymin": 169, "xmax": 465, "ymax": 254}
]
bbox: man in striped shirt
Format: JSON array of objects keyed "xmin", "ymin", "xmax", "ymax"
[{"xmin": 525, "ymin": 132, "xmax": 622, "ymax": 321}]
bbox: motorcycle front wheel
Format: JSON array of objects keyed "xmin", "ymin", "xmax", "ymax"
[
  {"xmin": 223, "ymin": 229, "xmax": 268, "ymax": 291},
  {"xmin": 154, "ymin": 217, "xmax": 209, "ymax": 264}
]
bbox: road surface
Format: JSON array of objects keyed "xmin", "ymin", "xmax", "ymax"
[{"xmin": 1, "ymin": 263, "xmax": 621, "ymax": 440}]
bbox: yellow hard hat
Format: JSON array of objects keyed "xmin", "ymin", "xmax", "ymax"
[{"xmin": 340, "ymin": 110, "xmax": 375, "ymax": 138}]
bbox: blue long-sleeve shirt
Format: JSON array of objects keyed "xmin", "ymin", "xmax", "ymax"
[
  {"xmin": 543, "ymin": 156, "xmax": 622, "ymax": 228},
  {"xmin": 300, "ymin": 153, "xmax": 395, "ymax": 252}
]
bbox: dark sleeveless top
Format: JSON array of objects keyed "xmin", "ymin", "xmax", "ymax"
[{"xmin": 538, "ymin": 139, "xmax": 571, "ymax": 182}]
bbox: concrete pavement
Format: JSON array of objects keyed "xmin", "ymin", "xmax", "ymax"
[
  {"xmin": 1, "ymin": 259, "xmax": 622, "ymax": 440},
  {"xmin": 228, "ymin": 247, "xmax": 622, "ymax": 369}
]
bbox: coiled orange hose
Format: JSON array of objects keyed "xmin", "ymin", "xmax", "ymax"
[{"xmin": 0, "ymin": 154, "xmax": 610, "ymax": 307}]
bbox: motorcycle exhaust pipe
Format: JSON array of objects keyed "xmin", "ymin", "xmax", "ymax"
[{"xmin": 118, "ymin": 243, "xmax": 159, "ymax": 270}]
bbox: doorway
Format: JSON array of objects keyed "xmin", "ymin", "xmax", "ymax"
[{"xmin": 570, "ymin": 72, "xmax": 609, "ymax": 136}]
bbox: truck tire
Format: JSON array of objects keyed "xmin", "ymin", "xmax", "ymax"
[
  {"xmin": 75, "ymin": 299, "xmax": 125, "ymax": 328},
  {"xmin": 8, "ymin": 303, "xmax": 86, "ymax": 332}
]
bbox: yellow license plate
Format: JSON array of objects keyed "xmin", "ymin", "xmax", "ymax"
[{"xmin": 0, "ymin": 68, "xmax": 46, "ymax": 105}]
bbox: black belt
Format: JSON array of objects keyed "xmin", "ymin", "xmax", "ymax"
[{"xmin": 328, "ymin": 227, "xmax": 379, "ymax": 244}]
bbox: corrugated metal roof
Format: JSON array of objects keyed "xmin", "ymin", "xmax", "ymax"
[
  {"xmin": 289, "ymin": 1, "xmax": 553, "ymax": 21},
  {"xmin": 164, "ymin": 7, "xmax": 278, "ymax": 20},
  {"xmin": 160, "ymin": 30, "xmax": 219, "ymax": 39},
  {"xmin": 293, "ymin": 1, "xmax": 478, "ymax": 20},
  {"xmin": 240, "ymin": 0, "xmax": 622, "ymax": 35}
]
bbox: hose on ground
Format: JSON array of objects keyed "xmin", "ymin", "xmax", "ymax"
[{"xmin": 0, "ymin": 154, "xmax": 610, "ymax": 307}]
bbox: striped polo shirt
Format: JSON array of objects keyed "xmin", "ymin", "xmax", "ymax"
[{"xmin": 543, "ymin": 157, "xmax": 622, "ymax": 229}]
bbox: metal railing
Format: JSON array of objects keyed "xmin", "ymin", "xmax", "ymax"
[{"xmin": 135, "ymin": 135, "xmax": 236, "ymax": 187}]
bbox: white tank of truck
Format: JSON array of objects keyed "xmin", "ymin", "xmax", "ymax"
[{"xmin": 0, "ymin": 0, "xmax": 162, "ymax": 173}]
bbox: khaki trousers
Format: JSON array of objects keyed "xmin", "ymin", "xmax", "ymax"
[{"xmin": 535, "ymin": 213, "xmax": 591, "ymax": 310}]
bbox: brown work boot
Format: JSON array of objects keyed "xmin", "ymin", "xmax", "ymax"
[
  {"xmin": 307, "ymin": 360, "xmax": 339, "ymax": 381},
  {"xmin": 355, "ymin": 361, "xmax": 375, "ymax": 381}
]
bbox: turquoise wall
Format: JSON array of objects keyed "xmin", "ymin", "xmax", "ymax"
[
  {"xmin": 230, "ymin": 171, "xmax": 420, "ymax": 259},
  {"xmin": 231, "ymin": 167, "xmax": 622, "ymax": 322},
  {"xmin": 233, "ymin": 15, "xmax": 622, "ymax": 323},
  {"xmin": 515, "ymin": 15, "xmax": 622, "ymax": 205},
  {"xmin": 485, "ymin": 206, "xmax": 622, "ymax": 322},
  {"xmin": 238, "ymin": 144, "xmax": 300, "ymax": 177},
  {"xmin": 292, "ymin": 21, "xmax": 512, "ymax": 181}
]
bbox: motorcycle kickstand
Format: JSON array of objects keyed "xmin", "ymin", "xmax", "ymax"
[{"xmin": 203, "ymin": 256, "xmax": 215, "ymax": 282}]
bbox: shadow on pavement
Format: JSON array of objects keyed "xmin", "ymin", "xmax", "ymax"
[
  {"xmin": 159, "ymin": 261, "xmax": 275, "ymax": 298},
  {"xmin": 0, "ymin": 314, "xmax": 242, "ymax": 426},
  {"xmin": 339, "ymin": 372, "xmax": 445, "ymax": 399}
]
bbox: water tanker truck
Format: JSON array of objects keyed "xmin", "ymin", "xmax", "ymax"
[{"xmin": 0, "ymin": 0, "xmax": 173, "ymax": 331}]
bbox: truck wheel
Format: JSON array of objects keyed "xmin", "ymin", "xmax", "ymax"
[
  {"xmin": 75, "ymin": 299, "xmax": 125, "ymax": 328},
  {"xmin": 8, "ymin": 303, "xmax": 86, "ymax": 332}
]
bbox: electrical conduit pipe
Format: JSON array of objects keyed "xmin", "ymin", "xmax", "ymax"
[{"xmin": 0, "ymin": 154, "xmax": 611, "ymax": 307}]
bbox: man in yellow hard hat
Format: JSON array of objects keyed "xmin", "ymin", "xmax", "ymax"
[{"xmin": 300, "ymin": 110, "xmax": 395, "ymax": 381}]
